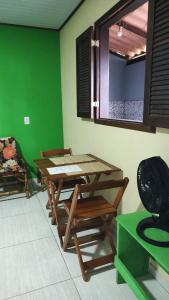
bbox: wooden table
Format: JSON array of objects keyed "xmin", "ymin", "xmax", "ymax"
[{"xmin": 34, "ymin": 154, "xmax": 121, "ymax": 239}]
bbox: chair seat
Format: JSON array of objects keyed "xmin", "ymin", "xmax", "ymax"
[
  {"xmin": 64, "ymin": 195, "xmax": 116, "ymax": 219},
  {"xmin": 0, "ymin": 167, "xmax": 26, "ymax": 176},
  {"xmin": 62, "ymin": 178, "xmax": 129, "ymax": 281},
  {"xmin": 54, "ymin": 177, "xmax": 86, "ymax": 190}
]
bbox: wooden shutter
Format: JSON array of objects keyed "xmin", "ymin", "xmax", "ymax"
[
  {"xmin": 76, "ymin": 26, "xmax": 94, "ymax": 118},
  {"xmin": 144, "ymin": 0, "xmax": 169, "ymax": 128}
]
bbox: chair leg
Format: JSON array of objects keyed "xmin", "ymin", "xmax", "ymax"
[
  {"xmin": 74, "ymin": 233, "xmax": 88, "ymax": 281},
  {"xmin": 52, "ymin": 179, "xmax": 63, "ymax": 226},
  {"xmin": 25, "ymin": 174, "xmax": 30, "ymax": 199},
  {"xmin": 46, "ymin": 200, "xmax": 51, "ymax": 209},
  {"xmin": 101, "ymin": 216, "xmax": 116, "ymax": 257},
  {"xmin": 45, "ymin": 178, "xmax": 52, "ymax": 210}
]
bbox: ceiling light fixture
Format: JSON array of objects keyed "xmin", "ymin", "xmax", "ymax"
[
  {"xmin": 128, "ymin": 51, "xmax": 135, "ymax": 58},
  {"xmin": 131, "ymin": 53, "xmax": 146, "ymax": 60},
  {"xmin": 135, "ymin": 48, "xmax": 142, "ymax": 55},
  {"xmin": 117, "ymin": 25, "xmax": 123, "ymax": 37}
]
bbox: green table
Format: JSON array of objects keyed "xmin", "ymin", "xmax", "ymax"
[{"xmin": 114, "ymin": 211, "xmax": 169, "ymax": 300}]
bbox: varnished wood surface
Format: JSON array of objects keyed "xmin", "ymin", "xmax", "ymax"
[{"xmin": 34, "ymin": 154, "xmax": 121, "ymax": 180}]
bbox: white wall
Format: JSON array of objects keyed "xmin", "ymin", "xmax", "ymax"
[
  {"xmin": 60, "ymin": 0, "xmax": 169, "ymax": 214},
  {"xmin": 60, "ymin": 0, "xmax": 169, "ymax": 282}
]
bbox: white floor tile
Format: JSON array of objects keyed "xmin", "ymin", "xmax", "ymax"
[
  {"xmin": 74, "ymin": 268, "xmax": 136, "ymax": 300},
  {"xmin": 0, "ymin": 237, "xmax": 70, "ymax": 300},
  {"xmin": 38, "ymin": 192, "xmax": 115, "ymax": 278},
  {"xmin": 37, "ymin": 190, "xmax": 72, "ymax": 213},
  {"xmin": 138, "ymin": 275, "xmax": 169, "ymax": 300},
  {"xmin": 11, "ymin": 280, "xmax": 80, "ymax": 300},
  {"xmin": 0, "ymin": 195, "xmax": 41, "ymax": 218},
  {"xmin": 0, "ymin": 191, "xmax": 168, "ymax": 300},
  {"xmin": 54, "ymin": 232, "xmax": 113, "ymax": 278},
  {"xmin": 0, "ymin": 211, "xmax": 51, "ymax": 248}
]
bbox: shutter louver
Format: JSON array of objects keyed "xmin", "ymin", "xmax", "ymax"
[
  {"xmin": 144, "ymin": 0, "xmax": 169, "ymax": 128},
  {"xmin": 76, "ymin": 27, "xmax": 93, "ymax": 118}
]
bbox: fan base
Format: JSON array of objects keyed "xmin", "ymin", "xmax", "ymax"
[{"xmin": 137, "ymin": 216, "xmax": 169, "ymax": 247}]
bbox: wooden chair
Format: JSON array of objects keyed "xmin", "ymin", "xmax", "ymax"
[
  {"xmin": 62, "ymin": 177, "xmax": 129, "ymax": 281},
  {"xmin": 39, "ymin": 148, "xmax": 73, "ymax": 191},
  {"xmin": 40, "ymin": 148, "xmax": 86, "ymax": 223}
]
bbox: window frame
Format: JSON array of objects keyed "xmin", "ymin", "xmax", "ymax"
[{"xmin": 94, "ymin": 0, "xmax": 156, "ymax": 133}]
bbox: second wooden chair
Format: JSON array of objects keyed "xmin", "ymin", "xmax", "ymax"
[{"xmin": 62, "ymin": 177, "xmax": 129, "ymax": 281}]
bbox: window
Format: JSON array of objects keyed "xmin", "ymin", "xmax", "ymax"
[
  {"xmin": 76, "ymin": 0, "xmax": 169, "ymax": 131},
  {"xmin": 94, "ymin": 0, "xmax": 153, "ymax": 132}
]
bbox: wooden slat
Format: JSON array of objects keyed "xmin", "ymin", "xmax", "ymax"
[
  {"xmin": 149, "ymin": 99, "xmax": 169, "ymax": 104},
  {"xmin": 155, "ymin": 0, "xmax": 168, "ymax": 14},
  {"xmin": 144, "ymin": 0, "xmax": 169, "ymax": 128},
  {"xmin": 151, "ymin": 86, "xmax": 169, "ymax": 91},
  {"xmin": 58, "ymin": 217, "xmax": 104, "ymax": 236},
  {"xmin": 153, "ymin": 53, "xmax": 169, "ymax": 63},
  {"xmin": 76, "ymin": 26, "xmax": 93, "ymax": 118},
  {"xmin": 151, "ymin": 91, "xmax": 169, "ymax": 97},
  {"xmin": 152, "ymin": 64, "xmax": 169, "ymax": 72},
  {"xmin": 152, "ymin": 69, "xmax": 169, "ymax": 76},
  {"xmin": 65, "ymin": 196, "xmax": 116, "ymax": 219},
  {"xmin": 150, "ymin": 106, "xmax": 169, "ymax": 111},
  {"xmin": 83, "ymin": 254, "xmax": 114, "ymax": 270},
  {"xmin": 151, "ymin": 82, "xmax": 169, "ymax": 88},
  {"xmin": 155, "ymin": 7, "xmax": 169, "ymax": 22},
  {"xmin": 150, "ymin": 110, "xmax": 169, "ymax": 115},
  {"xmin": 153, "ymin": 47, "xmax": 169, "ymax": 57},
  {"xmin": 154, "ymin": 15, "xmax": 169, "ymax": 29},
  {"xmin": 151, "ymin": 75, "xmax": 169, "ymax": 82}
]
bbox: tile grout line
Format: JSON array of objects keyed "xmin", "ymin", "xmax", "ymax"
[
  {"xmin": 37, "ymin": 191, "xmax": 83, "ymax": 300},
  {"xmin": 0, "ymin": 209, "xmax": 44, "ymax": 220},
  {"xmin": 3, "ymin": 277, "xmax": 81, "ymax": 300},
  {"xmin": 0, "ymin": 190, "xmax": 82, "ymax": 300},
  {"xmin": 0, "ymin": 235, "xmax": 52, "ymax": 251}
]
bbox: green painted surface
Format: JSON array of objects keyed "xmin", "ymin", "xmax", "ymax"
[
  {"xmin": 115, "ymin": 211, "xmax": 169, "ymax": 300},
  {"xmin": 116, "ymin": 211, "xmax": 169, "ymax": 273},
  {"xmin": 0, "ymin": 25, "xmax": 63, "ymax": 177}
]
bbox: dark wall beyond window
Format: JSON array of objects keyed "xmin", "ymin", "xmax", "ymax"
[
  {"xmin": 109, "ymin": 54, "xmax": 126, "ymax": 102},
  {"xmin": 109, "ymin": 53, "xmax": 145, "ymax": 121},
  {"xmin": 109, "ymin": 53, "xmax": 145, "ymax": 102},
  {"xmin": 124, "ymin": 60, "xmax": 145, "ymax": 101}
]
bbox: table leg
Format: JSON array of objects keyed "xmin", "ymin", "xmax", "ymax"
[
  {"xmin": 52, "ymin": 179, "xmax": 64, "ymax": 226},
  {"xmin": 48, "ymin": 181, "xmax": 56, "ymax": 225},
  {"xmin": 44, "ymin": 177, "xmax": 52, "ymax": 210},
  {"xmin": 89, "ymin": 174, "xmax": 101, "ymax": 198}
]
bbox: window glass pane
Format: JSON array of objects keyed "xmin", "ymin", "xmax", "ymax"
[{"xmin": 99, "ymin": 1, "xmax": 149, "ymax": 123}]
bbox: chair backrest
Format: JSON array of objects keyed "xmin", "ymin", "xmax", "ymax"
[
  {"xmin": 71, "ymin": 177, "xmax": 129, "ymax": 212},
  {"xmin": 0, "ymin": 137, "xmax": 24, "ymax": 174},
  {"xmin": 40, "ymin": 148, "xmax": 72, "ymax": 158},
  {"xmin": 0, "ymin": 137, "xmax": 17, "ymax": 160}
]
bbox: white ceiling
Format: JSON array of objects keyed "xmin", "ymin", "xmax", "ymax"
[{"xmin": 0, "ymin": 0, "xmax": 83, "ymax": 30}]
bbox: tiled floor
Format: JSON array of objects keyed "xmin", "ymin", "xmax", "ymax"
[{"xmin": 0, "ymin": 189, "xmax": 169, "ymax": 300}]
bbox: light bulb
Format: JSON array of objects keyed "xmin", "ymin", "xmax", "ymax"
[
  {"xmin": 135, "ymin": 49, "xmax": 141, "ymax": 55},
  {"xmin": 117, "ymin": 26, "xmax": 123, "ymax": 37}
]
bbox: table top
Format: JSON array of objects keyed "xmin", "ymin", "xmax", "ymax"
[
  {"xmin": 34, "ymin": 153, "xmax": 121, "ymax": 180},
  {"xmin": 117, "ymin": 211, "xmax": 169, "ymax": 274}
]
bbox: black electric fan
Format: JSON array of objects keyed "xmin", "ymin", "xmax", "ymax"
[{"xmin": 137, "ymin": 156, "xmax": 169, "ymax": 247}]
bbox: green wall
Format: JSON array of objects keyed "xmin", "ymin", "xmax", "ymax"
[{"xmin": 0, "ymin": 25, "xmax": 63, "ymax": 177}]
